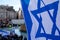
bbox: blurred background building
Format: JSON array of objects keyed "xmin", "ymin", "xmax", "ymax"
[{"xmin": 0, "ymin": 5, "xmax": 17, "ymax": 19}]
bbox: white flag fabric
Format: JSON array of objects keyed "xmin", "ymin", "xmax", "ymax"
[{"xmin": 21, "ymin": 0, "xmax": 60, "ymax": 40}]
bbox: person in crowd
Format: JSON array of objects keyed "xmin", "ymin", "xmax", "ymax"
[
  {"xmin": 24, "ymin": 37, "xmax": 27, "ymax": 40},
  {"xmin": 0, "ymin": 19, "xmax": 1, "ymax": 27},
  {"xmin": 0, "ymin": 34, "xmax": 2, "ymax": 40},
  {"xmin": 0, "ymin": 19, "xmax": 3, "ymax": 28},
  {"xmin": 7, "ymin": 35, "xmax": 12, "ymax": 40},
  {"xmin": 19, "ymin": 35, "xmax": 23, "ymax": 40}
]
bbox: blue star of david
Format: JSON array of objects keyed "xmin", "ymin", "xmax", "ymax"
[{"xmin": 31, "ymin": 0, "xmax": 60, "ymax": 40}]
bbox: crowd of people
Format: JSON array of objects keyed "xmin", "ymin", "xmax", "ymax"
[
  {"xmin": 0, "ymin": 18, "xmax": 12, "ymax": 28},
  {"xmin": 0, "ymin": 32, "xmax": 23, "ymax": 40},
  {"xmin": 0, "ymin": 18, "xmax": 27, "ymax": 40},
  {"xmin": 0, "ymin": 32, "xmax": 27, "ymax": 40}
]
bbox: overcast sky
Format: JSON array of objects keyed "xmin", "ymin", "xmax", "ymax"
[{"xmin": 0, "ymin": 0, "xmax": 21, "ymax": 11}]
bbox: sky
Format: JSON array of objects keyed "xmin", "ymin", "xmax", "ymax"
[{"xmin": 0, "ymin": 0, "xmax": 21, "ymax": 11}]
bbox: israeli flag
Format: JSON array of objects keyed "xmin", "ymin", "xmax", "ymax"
[{"xmin": 21, "ymin": 0, "xmax": 60, "ymax": 40}]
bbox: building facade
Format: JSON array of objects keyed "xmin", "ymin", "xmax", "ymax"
[{"xmin": 0, "ymin": 5, "xmax": 17, "ymax": 19}]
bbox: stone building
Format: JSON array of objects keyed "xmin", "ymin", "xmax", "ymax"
[{"xmin": 0, "ymin": 5, "xmax": 17, "ymax": 19}]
